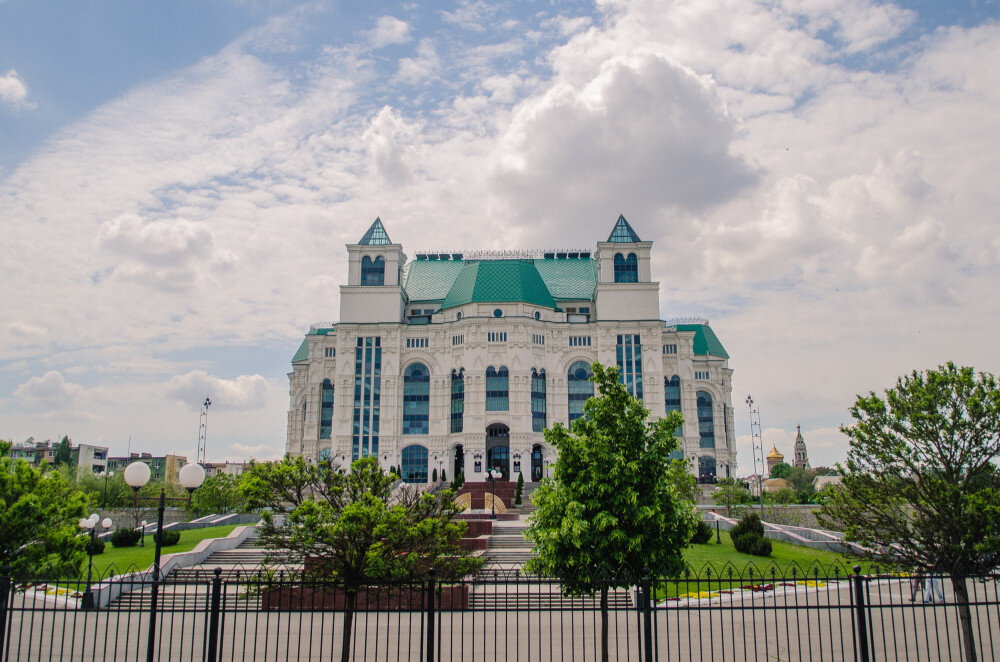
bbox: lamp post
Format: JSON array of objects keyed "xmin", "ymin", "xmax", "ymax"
[
  {"xmin": 512, "ymin": 452, "xmax": 521, "ymax": 477},
  {"xmin": 124, "ymin": 459, "xmax": 166, "ymax": 662},
  {"xmin": 713, "ymin": 510, "xmax": 721, "ymax": 544},
  {"xmin": 487, "ymin": 469, "xmax": 501, "ymax": 519},
  {"xmin": 178, "ymin": 462, "xmax": 207, "ymax": 511},
  {"xmin": 101, "ymin": 470, "xmax": 115, "ymax": 508},
  {"xmin": 79, "ymin": 513, "xmax": 112, "ymax": 610},
  {"xmin": 140, "ymin": 520, "xmax": 148, "ymax": 547}
]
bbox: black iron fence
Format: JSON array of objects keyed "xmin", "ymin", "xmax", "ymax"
[{"xmin": 1, "ymin": 564, "xmax": 998, "ymax": 661}]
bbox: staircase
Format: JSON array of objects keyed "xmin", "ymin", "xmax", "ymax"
[{"xmin": 484, "ymin": 519, "xmax": 535, "ymax": 568}]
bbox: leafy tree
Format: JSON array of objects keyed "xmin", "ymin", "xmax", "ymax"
[
  {"xmin": 514, "ymin": 471, "xmax": 524, "ymax": 505},
  {"xmin": 191, "ymin": 473, "xmax": 246, "ymax": 516},
  {"xmin": 786, "ymin": 466, "xmax": 817, "ymax": 493},
  {"xmin": 819, "ymin": 363, "xmax": 1000, "ymax": 662},
  {"xmin": 712, "ymin": 477, "xmax": 752, "ymax": 517},
  {"xmin": 0, "ymin": 441, "xmax": 89, "ymax": 579},
  {"xmin": 763, "ymin": 487, "xmax": 796, "ymax": 506},
  {"xmin": 74, "ymin": 467, "xmax": 134, "ymax": 508},
  {"xmin": 769, "ymin": 462, "xmax": 792, "ymax": 479},
  {"xmin": 53, "ymin": 436, "xmax": 74, "ymax": 466},
  {"xmin": 813, "ymin": 466, "xmax": 839, "ymax": 476},
  {"xmin": 665, "ymin": 458, "xmax": 699, "ymax": 505},
  {"xmin": 431, "ymin": 467, "xmax": 438, "ymax": 482},
  {"xmin": 526, "ymin": 362, "xmax": 694, "ymax": 662},
  {"xmin": 241, "ymin": 455, "xmax": 482, "ymax": 662}
]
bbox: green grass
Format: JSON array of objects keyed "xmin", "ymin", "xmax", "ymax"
[{"xmin": 86, "ymin": 524, "xmax": 241, "ymax": 578}]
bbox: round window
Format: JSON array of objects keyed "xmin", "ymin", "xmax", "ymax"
[
  {"xmin": 493, "ymin": 308, "xmax": 503, "ymax": 318},
  {"xmin": 534, "ymin": 311, "xmax": 541, "ymax": 320}
]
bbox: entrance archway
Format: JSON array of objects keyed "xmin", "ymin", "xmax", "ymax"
[
  {"xmin": 453, "ymin": 445, "xmax": 464, "ymax": 480},
  {"xmin": 486, "ymin": 423, "xmax": 510, "ymax": 480},
  {"xmin": 531, "ymin": 444, "xmax": 544, "ymax": 482}
]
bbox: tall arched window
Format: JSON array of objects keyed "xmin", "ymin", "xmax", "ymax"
[
  {"xmin": 567, "ymin": 361, "xmax": 593, "ymax": 425},
  {"xmin": 664, "ymin": 375, "xmax": 682, "ymax": 459},
  {"xmin": 486, "ymin": 366, "xmax": 509, "ymax": 411},
  {"xmin": 360, "ymin": 255, "xmax": 385, "ymax": 286},
  {"xmin": 451, "ymin": 369, "xmax": 464, "ymax": 433},
  {"xmin": 319, "ymin": 379, "xmax": 334, "ymax": 439},
  {"xmin": 613, "ymin": 253, "xmax": 638, "ymax": 283},
  {"xmin": 697, "ymin": 391, "xmax": 714, "ymax": 448},
  {"xmin": 531, "ymin": 369, "xmax": 546, "ymax": 432},
  {"xmin": 401, "ymin": 444, "xmax": 428, "ymax": 483},
  {"xmin": 403, "ymin": 363, "xmax": 429, "ymax": 434}
]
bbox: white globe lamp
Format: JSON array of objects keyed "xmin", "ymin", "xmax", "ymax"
[{"xmin": 179, "ymin": 463, "xmax": 207, "ymax": 509}]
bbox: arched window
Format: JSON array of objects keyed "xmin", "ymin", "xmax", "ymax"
[
  {"xmin": 493, "ymin": 308, "xmax": 503, "ymax": 318},
  {"xmin": 613, "ymin": 252, "xmax": 638, "ymax": 283},
  {"xmin": 664, "ymin": 376, "xmax": 682, "ymax": 459},
  {"xmin": 401, "ymin": 444, "xmax": 428, "ymax": 483},
  {"xmin": 451, "ymin": 369, "xmax": 464, "ymax": 433},
  {"xmin": 403, "ymin": 363, "xmax": 429, "ymax": 434},
  {"xmin": 531, "ymin": 369, "xmax": 546, "ymax": 432},
  {"xmin": 567, "ymin": 361, "xmax": 593, "ymax": 425},
  {"xmin": 697, "ymin": 391, "xmax": 714, "ymax": 448},
  {"xmin": 360, "ymin": 255, "xmax": 385, "ymax": 286},
  {"xmin": 319, "ymin": 379, "xmax": 334, "ymax": 439},
  {"xmin": 486, "ymin": 366, "xmax": 509, "ymax": 411},
  {"xmin": 698, "ymin": 456, "xmax": 716, "ymax": 482}
]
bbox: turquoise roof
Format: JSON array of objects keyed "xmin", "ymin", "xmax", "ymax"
[
  {"xmin": 440, "ymin": 260, "xmax": 557, "ymax": 310},
  {"xmin": 403, "ymin": 257, "xmax": 597, "ymax": 308},
  {"xmin": 358, "ymin": 218, "xmax": 391, "ymax": 245},
  {"xmin": 607, "ymin": 214, "xmax": 641, "ymax": 243},
  {"xmin": 291, "ymin": 337, "xmax": 310, "ymax": 363},
  {"xmin": 674, "ymin": 324, "xmax": 729, "ymax": 359}
]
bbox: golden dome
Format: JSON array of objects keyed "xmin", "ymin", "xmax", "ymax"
[{"xmin": 766, "ymin": 445, "xmax": 784, "ymax": 461}]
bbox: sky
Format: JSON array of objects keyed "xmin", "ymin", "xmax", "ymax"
[{"xmin": 2, "ymin": 0, "xmax": 999, "ymax": 471}]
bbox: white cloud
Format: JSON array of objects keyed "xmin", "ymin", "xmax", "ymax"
[
  {"xmin": 13, "ymin": 371, "xmax": 85, "ymax": 406},
  {"xmin": 165, "ymin": 371, "xmax": 268, "ymax": 410},
  {"xmin": 0, "ymin": 69, "xmax": 34, "ymax": 110},
  {"xmin": 367, "ymin": 16, "xmax": 412, "ymax": 48}
]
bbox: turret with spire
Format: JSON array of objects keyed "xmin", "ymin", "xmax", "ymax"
[{"xmin": 793, "ymin": 424, "xmax": 810, "ymax": 469}]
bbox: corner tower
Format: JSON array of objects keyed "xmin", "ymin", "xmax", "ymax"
[
  {"xmin": 593, "ymin": 215, "xmax": 659, "ymax": 320},
  {"xmin": 339, "ymin": 218, "xmax": 408, "ymax": 323}
]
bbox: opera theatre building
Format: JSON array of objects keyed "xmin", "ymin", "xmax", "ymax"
[{"xmin": 286, "ymin": 216, "xmax": 735, "ymax": 486}]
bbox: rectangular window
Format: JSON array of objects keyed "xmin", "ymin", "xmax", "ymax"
[
  {"xmin": 405, "ymin": 338, "xmax": 428, "ymax": 348},
  {"xmin": 487, "ymin": 331, "xmax": 507, "ymax": 342},
  {"xmin": 569, "ymin": 336, "xmax": 592, "ymax": 347},
  {"xmin": 485, "ymin": 367, "xmax": 509, "ymax": 412},
  {"xmin": 324, "ymin": 347, "xmax": 335, "ymax": 357},
  {"xmin": 452, "ymin": 335, "xmax": 464, "ymax": 346},
  {"xmin": 531, "ymin": 370, "xmax": 547, "ymax": 432},
  {"xmin": 532, "ymin": 334, "xmax": 545, "ymax": 345},
  {"xmin": 695, "ymin": 371, "xmax": 710, "ymax": 380},
  {"xmin": 616, "ymin": 334, "xmax": 644, "ymax": 399},
  {"xmin": 352, "ymin": 336, "xmax": 381, "ymax": 460},
  {"xmin": 451, "ymin": 370, "xmax": 464, "ymax": 433},
  {"xmin": 662, "ymin": 344, "xmax": 677, "ymax": 355}
]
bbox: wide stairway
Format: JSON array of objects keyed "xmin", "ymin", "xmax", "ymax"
[{"xmin": 482, "ymin": 482, "xmax": 540, "ymax": 568}]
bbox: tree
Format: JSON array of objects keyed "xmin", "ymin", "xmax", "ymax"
[
  {"xmin": 769, "ymin": 462, "xmax": 792, "ymax": 479},
  {"xmin": 665, "ymin": 458, "xmax": 699, "ymax": 505},
  {"xmin": 514, "ymin": 471, "xmax": 524, "ymax": 505},
  {"xmin": 786, "ymin": 466, "xmax": 816, "ymax": 493},
  {"xmin": 819, "ymin": 363, "xmax": 1000, "ymax": 662},
  {"xmin": 813, "ymin": 466, "xmax": 839, "ymax": 476},
  {"xmin": 191, "ymin": 473, "xmax": 246, "ymax": 516},
  {"xmin": 241, "ymin": 455, "xmax": 482, "ymax": 662},
  {"xmin": 53, "ymin": 436, "xmax": 73, "ymax": 466},
  {"xmin": 712, "ymin": 477, "xmax": 752, "ymax": 517},
  {"xmin": 526, "ymin": 362, "xmax": 695, "ymax": 662},
  {"xmin": 0, "ymin": 441, "xmax": 89, "ymax": 579}
]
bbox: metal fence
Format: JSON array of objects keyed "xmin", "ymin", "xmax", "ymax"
[{"xmin": 1, "ymin": 564, "xmax": 998, "ymax": 661}]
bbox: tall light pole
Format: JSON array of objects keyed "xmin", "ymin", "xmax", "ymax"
[
  {"xmin": 746, "ymin": 394, "xmax": 765, "ymax": 518},
  {"xmin": 79, "ymin": 513, "xmax": 112, "ymax": 610},
  {"xmin": 197, "ymin": 397, "xmax": 212, "ymax": 465}
]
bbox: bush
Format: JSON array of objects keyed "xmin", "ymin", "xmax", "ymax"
[
  {"xmin": 432, "ymin": 468, "xmax": 438, "ymax": 482},
  {"xmin": 450, "ymin": 472, "xmax": 465, "ymax": 491},
  {"xmin": 514, "ymin": 472, "xmax": 524, "ymax": 505},
  {"xmin": 85, "ymin": 537, "xmax": 106, "ymax": 555},
  {"xmin": 110, "ymin": 527, "xmax": 142, "ymax": 548},
  {"xmin": 689, "ymin": 519, "xmax": 713, "ymax": 544},
  {"xmin": 441, "ymin": 469, "xmax": 447, "ymax": 482},
  {"xmin": 153, "ymin": 530, "xmax": 181, "ymax": 547},
  {"xmin": 733, "ymin": 532, "xmax": 772, "ymax": 557},
  {"xmin": 731, "ymin": 512, "xmax": 765, "ymax": 540}
]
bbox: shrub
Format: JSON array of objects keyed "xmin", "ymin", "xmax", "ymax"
[
  {"xmin": 450, "ymin": 472, "xmax": 465, "ymax": 491},
  {"xmin": 689, "ymin": 520, "xmax": 713, "ymax": 544},
  {"xmin": 733, "ymin": 532, "xmax": 772, "ymax": 557},
  {"xmin": 153, "ymin": 530, "xmax": 181, "ymax": 546},
  {"xmin": 110, "ymin": 527, "xmax": 142, "ymax": 548},
  {"xmin": 731, "ymin": 512, "xmax": 765, "ymax": 540},
  {"xmin": 441, "ymin": 469, "xmax": 447, "ymax": 482},
  {"xmin": 514, "ymin": 472, "xmax": 524, "ymax": 505},
  {"xmin": 432, "ymin": 468, "xmax": 438, "ymax": 482},
  {"xmin": 85, "ymin": 537, "xmax": 106, "ymax": 555}
]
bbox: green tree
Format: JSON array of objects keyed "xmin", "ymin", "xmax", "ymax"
[
  {"xmin": 819, "ymin": 363, "xmax": 1000, "ymax": 662},
  {"xmin": 514, "ymin": 471, "xmax": 524, "ymax": 505},
  {"xmin": 74, "ymin": 467, "xmax": 134, "ymax": 508},
  {"xmin": 191, "ymin": 473, "xmax": 246, "ymax": 516},
  {"xmin": 665, "ymin": 458, "xmax": 699, "ymax": 505},
  {"xmin": 786, "ymin": 466, "xmax": 817, "ymax": 493},
  {"xmin": 241, "ymin": 455, "xmax": 482, "ymax": 662},
  {"xmin": 525, "ymin": 363, "xmax": 695, "ymax": 662},
  {"xmin": 769, "ymin": 462, "xmax": 792, "ymax": 479},
  {"xmin": 813, "ymin": 466, "xmax": 839, "ymax": 476},
  {"xmin": 53, "ymin": 436, "xmax": 73, "ymax": 466},
  {"xmin": 712, "ymin": 477, "xmax": 752, "ymax": 517},
  {"xmin": 0, "ymin": 441, "xmax": 89, "ymax": 579}
]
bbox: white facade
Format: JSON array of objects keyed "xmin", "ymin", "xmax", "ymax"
[{"xmin": 286, "ymin": 217, "xmax": 736, "ymax": 483}]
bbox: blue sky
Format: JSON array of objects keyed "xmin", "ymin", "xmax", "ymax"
[{"xmin": 2, "ymin": 0, "xmax": 999, "ymax": 468}]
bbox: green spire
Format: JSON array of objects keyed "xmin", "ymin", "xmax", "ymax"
[
  {"xmin": 359, "ymin": 217, "xmax": 391, "ymax": 245},
  {"xmin": 607, "ymin": 214, "xmax": 641, "ymax": 243}
]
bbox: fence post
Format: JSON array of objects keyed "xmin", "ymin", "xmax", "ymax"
[
  {"xmin": 852, "ymin": 564, "xmax": 871, "ymax": 662},
  {"xmin": 641, "ymin": 567, "xmax": 654, "ymax": 662},
  {"xmin": 0, "ymin": 567, "xmax": 10, "ymax": 658},
  {"xmin": 205, "ymin": 568, "xmax": 223, "ymax": 662},
  {"xmin": 426, "ymin": 567, "xmax": 436, "ymax": 662}
]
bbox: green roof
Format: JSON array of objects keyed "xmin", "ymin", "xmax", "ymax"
[
  {"xmin": 607, "ymin": 214, "xmax": 641, "ymax": 243},
  {"xmin": 291, "ymin": 337, "xmax": 310, "ymax": 363},
  {"xmin": 440, "ymin": 260, "xmax": 557, "ymax": 310},
  {"xmin": 674, "ymin": 324, "xmax": 729, "ymax": 359},
  {"xmin": 403, "ymin": 257, "xmax": 597, "ymax": 307},
  {"xmin": 358, "ymin": 218, "xmax": 391, "ymax": 245}
]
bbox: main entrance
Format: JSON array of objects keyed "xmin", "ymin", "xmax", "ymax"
[
  {"xmin": 453, "ymin": 445, "xmax": 464, "ymax": 480},
  {"xmin": 486, "ymin": 423, "xmax": 510, "ymax": 480},
  {"xmin": 531, "ymin": 444, "xmax": 544, "ymax": 481}
]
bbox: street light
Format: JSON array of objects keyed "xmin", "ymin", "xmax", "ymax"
[
  {"xmin": 487, "ymin": 469, "xmax": 501, "ymax": 519},
  {"xmin": 123, "ymin": 461, "xmax": 151, "ymax": 507},
  {"xmin": 140, "ymin": 520, "xmax": 148, "ymax": 547},
  {"xmin": 178, "ymin": 462, "xmax": 206, "ymax": 510},
  {"xmin": 79, "ymin": 513, "xmax": 112, "ymax": 610},
  {"xmin": 101, "ymin": 470, "xmax": 115, "ymax": 507}
]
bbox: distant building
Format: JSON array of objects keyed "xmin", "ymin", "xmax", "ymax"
[
  {"xmin": 766, "ymin": 445, "xmax": 784, "ymax": 476},
  {"xmin": 792, "ymin": 424, "xmax": 809, "ymax": 469},
  {"xmin": 72, "ymin": 443, "xmax": 108, "ymax": 474},
  {"xmin": 762, "ymin": 477, "xmax": 790, "ymax": 493},
  {"xmin": 204, "ymin": 461, "xmax": 247, "ymax": 477},
  {"xmin": 106, "ymin": 452, "xmax": 188, "ymax": 484},
  {"xmin": 10, "ymin": 438, "xmax": 108, "ymax": 473},
  {"xmin": 813, "ymin": 475, "xmax": 842, "ymax": 491}
]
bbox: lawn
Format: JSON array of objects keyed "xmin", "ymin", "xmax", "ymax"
[{"xmin": 87, "ymin": 524, "xmax": 241, "ymax": 578}]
